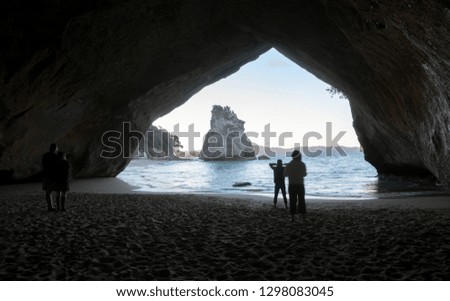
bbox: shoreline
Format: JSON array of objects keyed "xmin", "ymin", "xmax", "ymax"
[
  {"xmin": 1, "ymin": 181, "xmax": 450, "ymax": 280},
  {"xmin": 2, "ymin": 178, "xmax": 449, "ymax": 210},
  {"xmin": 0, "ymin": 189, "xmax": 449, "ymax": 280}
]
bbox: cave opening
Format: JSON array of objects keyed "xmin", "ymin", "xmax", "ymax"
[
  {"xmin": 0, "ymin": 0, "xmax": 448, "ymax": 191},
  {"xmin": 117, "ymin": 48, "xmax": 381, "ymax": 198},
  {"xmin": 153, "ymin": 48, "xmax": 359, "ymax": 153}
]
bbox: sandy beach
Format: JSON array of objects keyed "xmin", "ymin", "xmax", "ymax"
[{"xmin": 0, "ymin": 179, "xmax": 449, "ymax": 281}]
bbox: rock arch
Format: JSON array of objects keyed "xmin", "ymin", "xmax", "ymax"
[{"xmin": 1, "ymin": 0, "xmax": 449, "ymax": 186}]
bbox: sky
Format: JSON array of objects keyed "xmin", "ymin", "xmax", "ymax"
[{"xmin": 154, "ymin": 48, "xmax": 359, "ymax": 151}]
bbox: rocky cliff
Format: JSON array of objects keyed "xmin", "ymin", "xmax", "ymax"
[
  {"xmin": 0, "ymin": 0, "xmax": 449, "ymax": 187},
  {"xmin": 200, "ymin": 106, "xmax": 255, "ymax": 160},
  {"xmin": 136, "ymin": 125, "xmax": 181, "ymax": 159}
]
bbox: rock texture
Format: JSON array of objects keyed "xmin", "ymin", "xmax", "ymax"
[
  {"xmin": 0, "ymin": 1, "xmax": 449, "ymax": 187},
  {"xmin": 136, "ymin": 125, "xmax": 181, "ymax": 159},
  {"xmin": 200, "ymin": 106, "xmax": 255, "ymax": 160}
]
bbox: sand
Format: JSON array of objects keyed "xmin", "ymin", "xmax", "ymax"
[{"xmin": 0, "ymin": 179, "xmax": 449, "ymax": 280}]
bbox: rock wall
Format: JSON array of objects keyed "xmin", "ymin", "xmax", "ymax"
[
  {"xmin": 200, "ymin": 105, "xmax": 255, "ymax": 160},
  {"xmin": 0, "ymin": 0, "xmax": 449, "ymax": 187},
  {"xmin": 0, "ymin": 0, "xmax": 269, "ymax": 178}
]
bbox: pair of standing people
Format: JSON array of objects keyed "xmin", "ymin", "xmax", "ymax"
[
  {"xmin": 42, "ymin": 143, "xmax": 70, "ymax": 212},
  {"xmin": 269, "ymin": 150, "xmax": 307, "ymax": 222}
]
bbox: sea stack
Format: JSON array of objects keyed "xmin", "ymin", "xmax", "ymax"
[{"xmin": 200, "ymin": 106, "xmax": 255, "ymax": 160}]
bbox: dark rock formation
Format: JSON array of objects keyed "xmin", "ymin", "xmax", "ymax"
[
  {"xmin": 200, "ymin": 105, "xmax": 255, "ymax": 160},
  {"xmin": 1, "ymin": 1, "xmax": 449, "ymax": 187},
  {"xmin": 136, "ymin": 125, "xmax": 181, "ymax": 159},
  {"xmin": 232, "ymin": 182, "xmax": 252, "ymax": 188}
]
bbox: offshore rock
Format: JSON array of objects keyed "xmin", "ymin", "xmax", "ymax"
[
  {"xmin": 200, "ymin": 106, "xmax": 255, "ymax": 160},
  {"xmin": 233, "ymin": 182, "xmax": 252, "ymax": 187},
  {"xmin": 0, "ymin": 0, "xmax": 449, "ymax": 187}
]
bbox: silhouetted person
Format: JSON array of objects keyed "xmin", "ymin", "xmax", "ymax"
[
  {"xmin": 269, "ymin": 160, "xmax": 288, "ymax": 208},
  {"xmin": 55, "ymin": 151, "xmax": 70, "ymax": 212},
  {"xmin": 284, "ymin": 150, "xmax": 307, "ymax": 222},
  {"xmin": 42, "ymin": 143, "xmax": 58, "ymax": 211}
]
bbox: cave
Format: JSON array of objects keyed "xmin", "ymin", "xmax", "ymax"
[{"xmin": 1, "ymin": 0, "xmax": 449, "ymax": 187}]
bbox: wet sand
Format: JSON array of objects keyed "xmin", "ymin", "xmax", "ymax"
[{"xmin": 0, "ymin": 180, "xmax": 449, "ymax": 280}]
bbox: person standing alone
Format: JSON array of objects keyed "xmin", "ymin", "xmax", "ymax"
[
  {"xmin": 269, "ymin": 160, "xmax": 288, "ymax": 209},
  {"xmin": 284, "ymin": 150, "xmax": 307, "ymax": 222}
]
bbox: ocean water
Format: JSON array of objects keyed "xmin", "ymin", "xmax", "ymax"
[{"xmin": 118, "ymin": 150, "xmax": 445, "ymax": 199}]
